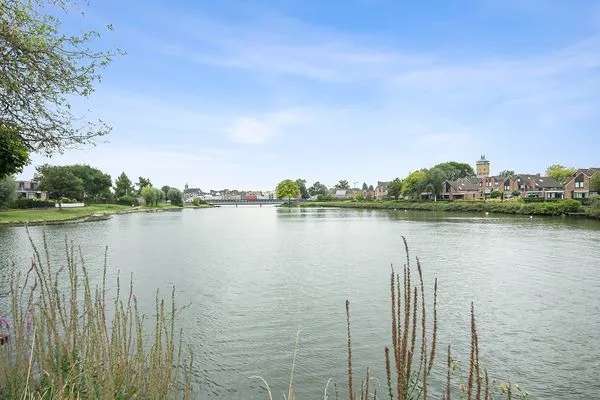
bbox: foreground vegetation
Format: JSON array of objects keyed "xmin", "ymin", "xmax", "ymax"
[
  {"xmin": 298, "ymin": 198, "xmax": 597, "ymax": 218},
  {"xmin": 0, "ymin": 233, "xmax": 191, "ymax": 399},
  {"xmin": 0, "ymin": 204, "xmax": 182, "ymax": 226}
]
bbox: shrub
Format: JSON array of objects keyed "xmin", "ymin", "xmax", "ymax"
[
  {"xmin": 9, "ymin": 198, "xmax": 55, "ymax": 209},
  {"xmin": 116, "ymin": 194, "xmax": 139, "ymax": 206},
  {"xmin": 0, "ymin": 235, "xmax": 191, "ymax": 398},
  {"xmin": 191, "ymin": 197, "xmax": 207, "ymax": 206}
]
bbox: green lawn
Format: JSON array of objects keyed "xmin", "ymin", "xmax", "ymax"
[{"xmin": 0, "ymin": 204, "xmax": 182, "ymax": 225}]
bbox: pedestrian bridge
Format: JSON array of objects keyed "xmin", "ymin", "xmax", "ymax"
[{"xmin": 204, "ymin": 199, "xmax": 287, "ymax": 206}]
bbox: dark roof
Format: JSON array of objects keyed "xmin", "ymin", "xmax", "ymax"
[
  {"xmin": 577, "ymin": 168, "xmax": 600, "ymax": 177},
  {"xmin": 446, "ymin": 177, "xmax": 480, "ymax": 192}
]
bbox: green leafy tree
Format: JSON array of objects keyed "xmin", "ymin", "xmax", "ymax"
[
  {"xmin": 67, "ymin": 164, "xmax": 112, "ymax": 201},
  {"xmin": 295, "ymin": 179, "xmax": 309, "ymax": 200},
  {"xmin": 431, "ymin": 162, "xmax": 475, "ymax": 181},
  {"xmin": 161, "ymin": 185, "xmax": 171, "ymax": 199},
  {"xmin": 308, "ymin": 181, "xmax": 328, "ymax": 197},
  {"xmin": 0, "ymin": 175, "xmax": 17, "ymax": 208},
  {"xmin": 0, "ymin": 0, "xmax": 116, "ymax": 156},
  {"xmin": 137, "ymin": 177, "xmax": 152, "ymax": 194},
  {"xmin": 276, "ymin": 179, "xmax": 300, "ymax": 206},
  {"xmin": 425, "ymin": 167, "xmax": 446, "ymax": 201},
  {"xmin": 362, "ymin": 182, "xmax": 368, "ymax": 191},
  {"xmin": 402, "ymin": 169, "xmax": 429, "ymax": 200},
  {"xmin": 590, "ymin": 172, "xmax": 600, "ymax": 193},
  {"xmin": 387, "ymin": 178, "xmax": 403, "ymax": 200},
  {"xmin": 0, "ymin": 125, "xmax": 29, "ymax": 178},
  {"xmin": 37, "ymin": 166, "xmax": 84, "ymax": 205},
  {"xmin": 335, "ymin": 180, "xmax": 350, "ymax": 189},
  {"xmin": 141, "ymin": 186, "xmax": 163, "ymax": 206},
  {"xmin": 167, "ymin": 188, "xmax": 183, "ymax": 206},
  {"xmin": 114, "ymin": 172, "xmax": 134, "ymax": 198},
  {"xmin": 546, "ymin": 164, "xmax": 576, "ymax": 184}
]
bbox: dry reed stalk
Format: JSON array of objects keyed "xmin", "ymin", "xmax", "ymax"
[{"xmin": 346, "ymin": 300, "xmax": 354, "ymax": 400}]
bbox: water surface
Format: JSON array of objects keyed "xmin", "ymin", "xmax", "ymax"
[{"xmin": 1, "ymin": 207, "xmax": 599, "ymax": 399}]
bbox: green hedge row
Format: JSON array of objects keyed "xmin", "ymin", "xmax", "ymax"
[
  {"xmin": 301, "ymin": 199, "xmax": 583, "ymax": 216},
  {"xmin": 10, "ymin": 198, "xmax": 56, "ymax": 209}
]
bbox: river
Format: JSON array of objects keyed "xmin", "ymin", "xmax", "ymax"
[{"xmin": 1, "ymin": 207, "xmax": 599, "ymax": 399}]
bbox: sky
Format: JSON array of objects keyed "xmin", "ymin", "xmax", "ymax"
[{"xmin": 19, "ymin": 0, "xmax": 600, "ymax": 190}]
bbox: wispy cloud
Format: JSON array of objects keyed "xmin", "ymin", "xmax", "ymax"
[{"xmin": 228, "ymin": 109, "xmax": 308, "ymax": 144}]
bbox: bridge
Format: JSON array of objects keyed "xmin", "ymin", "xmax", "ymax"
[{"xmin": 202, "ymin": 199, "xmax": 288, "ymax": 206}]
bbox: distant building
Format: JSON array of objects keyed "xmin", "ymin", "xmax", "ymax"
[
  {"xmin": 183, "ymin": 184, "xmax": 206, "ymax": 202},
  {"xmin": 16, "ymin": 180, "xmax": 47, "ymax": 200},
  {"xmin": 335, "ymin": 189, "xmax": 348, "ymax": 199},
  {"xmin": 564, "ymin": 168, "xmax": 600, "ymax": 199},
  {"xmin": 374, "ymin": 181, "xmax": 390, "ymax": 200},
  {"xmin": 476, "ymin": 155, "xmax": 490, "ymax": 178},
  {"xmin": 504, "ymin": 174, "xmax": 564, "ymax": 199}
]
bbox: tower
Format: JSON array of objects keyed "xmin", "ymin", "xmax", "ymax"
[{"xmin": 476, "ymin": 155, "xmax": 490, "ymax": 178}]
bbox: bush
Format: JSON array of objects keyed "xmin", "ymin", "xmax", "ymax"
[
  {"xmin": 9, "ymin": 198, "xmax": 55, "ymax": 209},
  {"xmin": 489, "ymin": 190, "xmax": 501, "ymax": 199},
  {"xmin": 316, "ymin": 194, "xmax": 334, "ymax": 201},
  {"xmin": 116, "ymin": 195, "xmax": 139, "ymax": 206},
  {"xmin": 191, "ymin": 198, "xmax": 207, "ymax": 206}
]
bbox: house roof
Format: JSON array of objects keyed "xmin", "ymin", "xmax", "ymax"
[{"xmin": 446, "ymin": 177, "xmax": 480, "ymax": 192}]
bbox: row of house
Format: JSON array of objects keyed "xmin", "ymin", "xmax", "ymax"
[
  {"xmin": 441, "ymin": 157, "xmax": 599, "ymax": 200},
  {"xmin": 183, "ymin": 185, "xmax": 275, "ymax": 202}
]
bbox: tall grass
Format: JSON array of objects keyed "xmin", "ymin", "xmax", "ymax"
[{"xmin": 0, "ymin": 231, "xmax": 191, "ymax": 399}]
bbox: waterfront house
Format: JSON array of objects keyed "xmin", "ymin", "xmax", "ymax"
[
  {"xmin": 375, "ymin": 181, "xmax": 390, "ymax": 200},
  {"xmin": 441, "ymin": 177, "xmax": 480, "ymax": 200},
  {"xmin": 16, "ymin": 180, "xmax": 47, "ymax": 200},
  {"xmin": 564, "ymin": 168, "xmax": 600, "ymax": 199},
  {"xmin": 504, "ymin": 174, "xmax": 564, "ymax": 199},
  {"xmin": 335, "ymin": 189, "xmax": 348, "ymax": 199}
]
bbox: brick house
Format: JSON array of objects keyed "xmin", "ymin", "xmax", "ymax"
[
  {"xmin": 505, "ymin": 174, "xmax": 564, "ymax": 199},
  {"xmin": 564, "ymin": 168, "xmax": 600, "ymax": 199},
  {"xmin": 441, "ymin": 177, "xmax": 480, "ymax": 200}
]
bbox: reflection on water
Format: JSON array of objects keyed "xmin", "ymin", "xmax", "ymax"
[{"xmin": 1, "ymin": 207, "xmax": 599, "ymax": 399}]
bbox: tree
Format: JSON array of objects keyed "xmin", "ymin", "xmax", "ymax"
[
  {"xmin": 141, "ymin": 186, "xmax": 163, "ymax": 207},
  {"xmin": 308, "ymin": 181, "xmax": 328, "ymax": 197},
  {"xmin": 0, "ymin": 125, "xmax": 29, "ymax": 178},
  {"xmin": 37, "ymin": 166, "xmax": 84, "ymax": 204},
  {"xmin": 362, "ymin": 182, "xmax": 368, "ymax": 191},
  {"xmin": 67, "ymin": 164, "xmax": 112, "ymax": 201},
  {"xmin": 402, "ymin": 169, "xmax": 429, "ymax": 200},
  {"xmin": 498, "ymin": 170, "xmax": 515, "ymax": 178},
  {"xmin": 0, "ymin": 175, "xmax": 17, "ymax": 208},
  {"xmin": 425, "ymin": 167, "xmax": 446, "ymax": 201},
  {"xmin": 114, "ymin": 172, "xmax": 134, "ymax": 198},
  {"xmin": 387, "ymin": 178, "xmax": 403, "ymax": 200},
  {"xmin": 276, "ymin": 179, "xmax": 300, "ymax": 206},
  {"xmin": 137, "ymin": 177, "xmax": 152, "ymax": 194},
  {"xmin": 590, "ymin": 172, "xmax": 600, "ymax": 193},
  {"xmin": 431, "ymin": 162, "xmax": 475, "ymax": 181},
  {"xmin": 0, "ymin": 0, "xmax": 115, "ymax": 156},
  {"xmin": 167, "ymin": 188, "xmax": 183, "ymax": 206},
  {"xmin": 161, "ymin": 185, "xmax": 171, "ymax": 199},
  {"xmin": 335, "ymin": 180, "xmax": 350, "ymax": 189},
  {"xmin": 295, "ymin": 179, "xmax": 309, "ymax": 200},
  {"xmin": 546, "ymin": 164, "xmax": 576, "ymax": 184}
]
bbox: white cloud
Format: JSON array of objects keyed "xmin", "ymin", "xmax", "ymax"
[{"xmin": 228, "ymin": 110, "xmax": 307, "ymax": 144}]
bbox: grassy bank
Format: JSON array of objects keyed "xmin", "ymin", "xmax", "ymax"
[
  {"xmin": 299, "ymin": 198, "xmax": 593, "ymax": 217},
  {"xmin": 0, "ymin": 204, "xmax": 183, "ymax": 226}
]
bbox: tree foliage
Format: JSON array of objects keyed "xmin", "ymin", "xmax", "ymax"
[
  {"xmin": 295, "ymin": 179, "xmax": 309, "ymax": 199},
  {"xmin": 0, "ymin": 0, "xmax": 117, "ymax": 155},
  {"xmin": 276, "ymin": 179, "xmax": 300, "ymax": 206},
  {"xmin": 0, "ymin": 175, "xmax": 17, "ymax": 207},
  {"xmin": 37, "ymin": 165, "xmax": 84, "ymax": 201},
  {"xmin": 137, "ymin": 177, "xmax": 151, "ymax": 194},
  {"xmin": 308, "ymin": 181, "xmax": 328, "ymax": 197},
  {"xmin": 402, "ymin": 169, "xmax": 429, "ymax": 199},
  {"xmin": 167, "ymin": 188, "xmax": 183, "ymax": 206},
  {"xmin": 0, "ymin": 124, "xmax": 29, "ymax": 178},
  {"xmin": 431, "ymin": 161, "xmax": 475, "ymax": 181},
  {"xmin": 546, "ymin": 164, "xmax": 576, "ymax": 184},
  {"xmin": 498, "ymin": 170, "xmax": 515, "ymax": 178},
  {"xmin": 590, "ymin": 172, "xmax": 600, "ymax": 193},
  {"xmin": 114, "ymin": 172, "xmax": 134, "ymax": 198},
  {"xmin": 141, "ymin": 185, "xmax": 162, "ymax": 206},
  {"xmin": 387, "ymin": 178, "xmax": 403, "ymax": 200},
  {"xmin": 37, "ymin": 164, "xmax": 111, "ymax": 201},
  {"xmin": 335, "ymin": 180, "xmax": 349, "ymax": 189}
]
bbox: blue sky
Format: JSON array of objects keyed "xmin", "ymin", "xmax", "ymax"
[{"xmin": 20, "ymin": 0, "xmax": 600, "ymax": 190}]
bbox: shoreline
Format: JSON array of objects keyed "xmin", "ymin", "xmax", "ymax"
[
  {"xmin": 0, "ymin": 205, "xmax": 192, "ymax": 227},
  {"xmin": 297, "ymin": 199, "xmax": 600, "ymax": 220}
]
